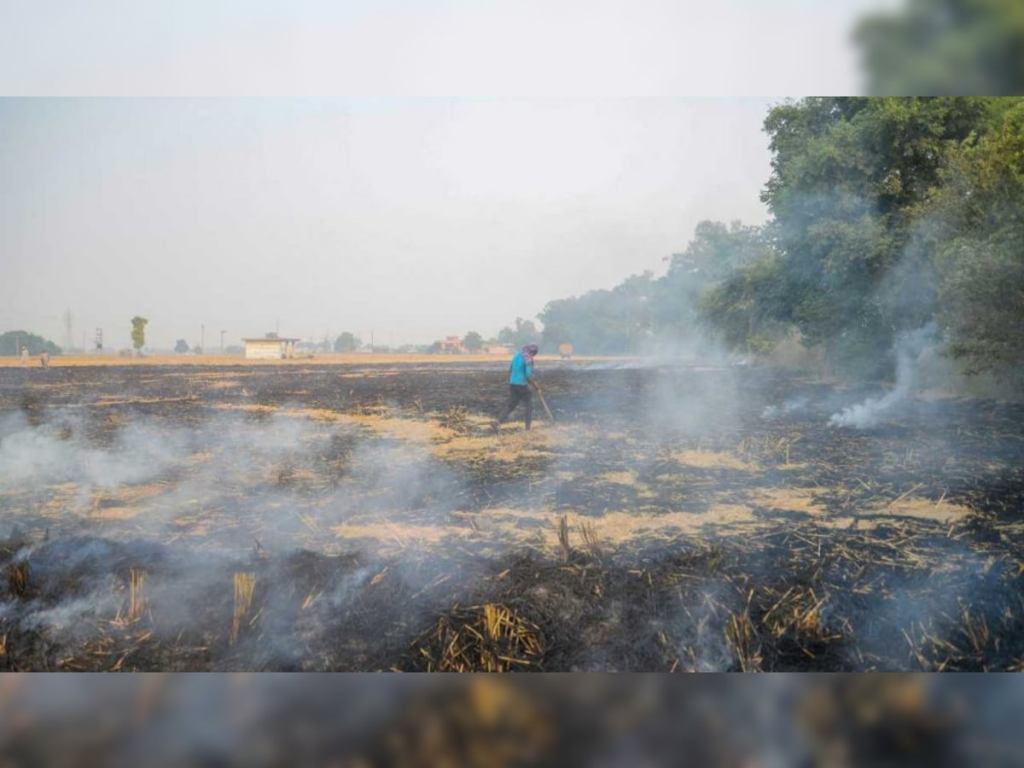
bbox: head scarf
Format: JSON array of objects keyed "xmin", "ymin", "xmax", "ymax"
[{"xmin": 520, "ymin": 343, "xmax": 539, "ymax": 364}]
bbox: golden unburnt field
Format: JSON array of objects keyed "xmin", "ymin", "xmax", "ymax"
[
  {"xmin": 0, "ymin": 353, "xmax": 622, "ymax": 367},
  {"xmin": 0, "ymin": 361, "xmax": 1023, "ymax": 671}
]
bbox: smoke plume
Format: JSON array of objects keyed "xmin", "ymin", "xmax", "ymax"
[{"xmin": 829, "ymin": 323, "xmax": 938, "ymax": 429}]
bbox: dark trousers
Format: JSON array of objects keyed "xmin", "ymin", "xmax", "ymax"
[{"xmin": 498, "ymin": 384, "xmax": 533, "ymax": 430}]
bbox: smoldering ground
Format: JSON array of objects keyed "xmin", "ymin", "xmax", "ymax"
[
  {"xmin": 1, "ymin": 361, "xmax": 1023, "ymax": 671},
  {"xmin": 829, "ymin": 324, "xmax": 940, "ymax": 429},
  {"xmin": 0, "ymin": 399, "xmax": 490, "ymax": 670}
]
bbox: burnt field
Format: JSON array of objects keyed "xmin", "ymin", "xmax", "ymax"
[{"xmin": 1, "ymin": 361, "xmax": 1023, "ymax": 672}]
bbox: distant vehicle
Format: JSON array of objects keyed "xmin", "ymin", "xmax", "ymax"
[{"xmin": 558, "ymin": 343, "xmax": 573, "ymax": 360}]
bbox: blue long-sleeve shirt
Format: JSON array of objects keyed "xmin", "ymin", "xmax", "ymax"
[{"xmin": 508, "ymin": 352, "xmax": 534, "ymax": 385}]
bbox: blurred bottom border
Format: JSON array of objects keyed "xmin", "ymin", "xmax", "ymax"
[{"xmin": 1, "ymin": 673, "xmax": 1022, "ymax": 767}]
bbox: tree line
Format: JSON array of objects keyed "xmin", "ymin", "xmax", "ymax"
[
  {"xmin": 520, "ymin": 97, "xmax": 1024, "ymax": 381},
  {"xmin": 0, "ymin": 331, "xmax": 62, "ymax": 356}
]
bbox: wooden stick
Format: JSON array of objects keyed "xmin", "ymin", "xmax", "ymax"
[{"xmin": 536, "ymin": 389, "xmax": 555, "ymax": 421}]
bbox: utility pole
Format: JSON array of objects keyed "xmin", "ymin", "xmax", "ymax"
[
  {"xmin": 220, "ymin": 329, "xmax": 226, "ymax": 353},
  {"xmin": 63, "ymin": 308, "xmax": 73, "ymax": 352}
]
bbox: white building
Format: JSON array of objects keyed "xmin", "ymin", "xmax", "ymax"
[{"xmin": 242, "ymin": 336, "xmax": 300, "ymax": 360}]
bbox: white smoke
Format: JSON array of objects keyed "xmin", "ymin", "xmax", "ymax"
[
  {"xmin": 0, "ymin": 411, "xmax": 189, "ymax": 488},
  {"xmin": 646, "ymin": 366, "xmax": 741, "ymax": 436},
  {"xmin": 761, "ymin": 396, "xmax": 809, "ymax": 420},
  {"xmin": 828, "ymin": 323, "xmax": 938, "ymax": 429}
]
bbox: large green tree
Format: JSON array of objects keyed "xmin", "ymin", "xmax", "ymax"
[
  {"xmin": 924, "ymin": 100, "xmax": 1024, "ymax": 374},
  {"xmin": 757, "ymin": 97, "xmax": 993, "ymax": 375}
]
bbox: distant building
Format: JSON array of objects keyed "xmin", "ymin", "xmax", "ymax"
[
  {"xmin": 438, "ymin": 336, "xmax": 464, "ymax": 353},
  {"xmin": 242, "ymin": 336, "xmax": 301, "ymax": 360}
]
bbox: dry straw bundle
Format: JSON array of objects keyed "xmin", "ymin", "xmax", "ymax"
[{"xmin": 231, "ymin": 572, "xmax": 256, "ymax": 646}]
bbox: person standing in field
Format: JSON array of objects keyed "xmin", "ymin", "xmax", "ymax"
[
  {"xmin": 492, "ymin": 343, "xmax": 541, "ymax": 433},
  {"xmin": 40, "ymin": 351, "xmax": 50, "ymax": 368},
  {"xmin": 20, "ymin": 347, "xmax": 28, "ymax": 366}
]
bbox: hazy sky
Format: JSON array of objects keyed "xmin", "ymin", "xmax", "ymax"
[
  {"xmin": 0, "ymin": 0, "xmax": 898, "ymax": 349},
  {"xmin": 0, "ymin": 0, "xmax": 897, "ymax": 97},
  {"xmin": 1, "ymin": 98, "xmax": 777, "ymax": 348}
]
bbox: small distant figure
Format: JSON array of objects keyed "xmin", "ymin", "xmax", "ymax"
[
  {"xmin": 558, "ymin": 342, "xmax": 573, "ymax": 360},
  {"xmin": 492, "ymin": 343, "xmax": 541, "ymax": 432},
  {"xmin": 20, "ymin": 347, "xmax": 28, "ymax": 366},
  {"xmin": 40, "ymin": 351, "xmax": 50, "ymax": 368}
]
